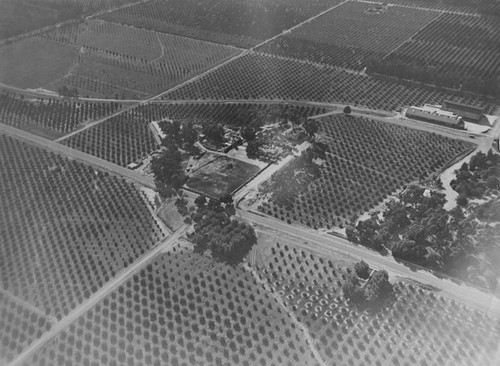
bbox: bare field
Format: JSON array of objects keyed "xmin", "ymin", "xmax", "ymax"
[
  {"xmin": 186, "ymin": 155, "xmax": 261, "ymax": 199},
  {"xmin": 0, "ymin": 37, "xmax": 78, "ymax": 88}
]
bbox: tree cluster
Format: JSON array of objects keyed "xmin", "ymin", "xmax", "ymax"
[
  {"xmin": 189, "ymin": 198, "xmax": 256, "ymax": 264},
  {"xmin": 342, "ymin": 268, "xmax": 393, "ymax": 306},
  {"xmin": 451, "ymin": 150, "xmax": 500, "ymax": 206},
  {"xmin": 57, "ymin": 86, "xmax": 79, "ymax": 98},
  {"xmin": 158, "ymin": 119, "xmax": 198, "ymax": 154},
  {"xmin": 151, "ymin": 145, "xmax": 187, "ymax": 198},
  {"xmin": 346, "ymin": 163, "xmax": 500, "ymax": 290}
]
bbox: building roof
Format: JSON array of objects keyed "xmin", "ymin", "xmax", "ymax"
[
  {"xmin": 443, "ymin": 100, "xmax": 484, "ymax": 114},
  {"xmin": 406, "ymin": 107, "xmax": 463, "ymax": 126}
]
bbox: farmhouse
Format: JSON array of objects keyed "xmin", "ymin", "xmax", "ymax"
[
  {"xmin": 442, "ymin": 100, "xmax": 487, "ymax": 123},
  {"xmin": 405, "ymin": 105, "xmax": 464, "ymax": 129}
]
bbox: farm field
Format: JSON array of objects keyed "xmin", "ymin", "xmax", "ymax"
[
  {"xmin": 0, "ymin": 37, "xmax": 78, "ymax": 89},
  {"xmin": 0, "ymin": 134, "xmax": 167, "ymax": 322},
  {"xmin": 258, "ymin": 1, "xmax": 438, "ymax": 69},
  {"xmin": 386, "ymin": 0, "xmax": 500, "ymax": 14},
  {"xmin": 386, "ymin": 13, "xmax": 500, "ymax": 82},
  {"xmin": 23, "ymin": 246, "xmax": 319, "ymax": 366},
  {"xmin": 0, "ymin": 91, "xmax": 123, "ymax": 138},
  {"xmin": 254, "ymin": 242, "xmax": 500, "ymax": 366},
  {"xmin": 100, "ymin": 0, "xmax": 343, "ymax": 48},
  {"xmin": 137, "ymin": 102, "xmax": 327, "ymax": 128},
  {"xmin": 259, "ymin": 114, "xmax": 474, "ymax": 229},
  {"xmin": 0, "ymin": 291, "xmax": 53, "ymax": 365},
  {"xmin": 40, "ymin": 19, "xmax": 241, "ymax": 98},
  {"xmin": 163, "ymin": 53, "xmax": 495, "ymax": 113},
  {"xmin": 61, "ymin": 109, "xmax": 159, "ymax": 167},
  {"xmin": 186, "ymin": 155, "xmax": 261, "ymax": 199}
]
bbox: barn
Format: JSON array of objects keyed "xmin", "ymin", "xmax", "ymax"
[
  {"xmin": 442, "ymin": 100, "xmax": 486, "ymax": 123},
  {"xmin": 405, "ymin": 106, "xmax": 464, "ymax": 129}
]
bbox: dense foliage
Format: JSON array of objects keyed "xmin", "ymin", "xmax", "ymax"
[
  {"xmin": 451, "ymin": 150, "xmax": 500, "ymax": 204},
  {"xmin": 189, "ymin": 202, "xmax": 256, "ymax": 264},
  {"xmin": 347, "ymin": 162, "xmax": 500, "ymax": 290}
]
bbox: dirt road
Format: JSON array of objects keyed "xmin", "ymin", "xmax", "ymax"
[
  {"xmin": 239, "ymin": 209, "xmax": 500, "ymax": 318},
  {"xmin": 8, "ymin": 224, "xmax": 187, "ymax": 366}
]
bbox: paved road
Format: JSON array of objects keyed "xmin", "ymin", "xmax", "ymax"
[
  {"xmin": 0, "ymin": 122, "xmax": 155, "ymax": 189},
  {"xmin": 8, "ymin": 224, "xmax": 188, "ymax": 366},
  {"xmin": 238, "ymin": 209, "xmax": 500, "ymax": 318}
]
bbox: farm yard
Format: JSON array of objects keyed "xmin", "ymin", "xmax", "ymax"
[
  {"xmin": 23, "ymin": 246, "xmax": 319, "ymax": 366},
  {"xmin": 163, "ymin": 53, "xmax": 495, "ymax": 114},
  {"xmin": 61, "ymin": 109, "xmax": 159, "ymax": 167},
  {"xmin": 0, "ymin": 134, "xmax": 167, "ymax": 323},
  {"xmin": 0, "ymin": 91, "xmax": 122, "ymax": 138},
  {"xmin": 186, "ymin": 155, "xmax": 261, "ymax": 199},
  {"xmin": 254, "ymin": 242, "xmax": 500, "ymax": 366},
  {"xmin": 258, "ymin": 1, "xmax": 439, "ymax": 69},
  {"xmin": 99, "ymin": 0, "xmax": 344, "ymax": 48},
  {"xmin": 259, "ymin": 115, "xmax": 474, "ymax": 229}
]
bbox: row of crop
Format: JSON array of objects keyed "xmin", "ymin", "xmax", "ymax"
[
  {"xmin": 386, "ymin": 0, "xmax": 496, "ymax": 14},
  {"xmin": 100, "ymin": 0, "xmax": 343, "ymax": 48},
  {"xmin": 25, "ymin": 247, "xmax": 318, "ymax": 366},
  {"xmin": 413, "ymin": 13, "xmax": 500, "ymax": 52},
  {"xmin": 61, "ymin": 109, "xmax": 159, "ymax": 167},
  {"xmin": 0, "ymin": 291, "xmax": 53, "ymax": 363},
  {"xmin": 163, "ymin": 53, "xmax": 494, "ymax": 113},
  {"xmin": 42, "ymin": 24, "xmax": 240, "ymax": 98},
  {"xmin": 135, "ymin": 102, "xmax": 326, "ymax": 127},
  {"xmin": 277, "ymin": 1, "xmax": 438, "ymax": 54},
  {"xmin": 0, "ymin": 92, "xmax": 121, "ymax": 135},
  {"xmin": 46, "ymin": 0, "xmax": 139, "ymax": 13},
  {"xmin": 257, "ymin": 242, "xmax": 500, "ymax": 366},
  {"xmin": 258, "ymin": 37, "xmax": 374, "ymax": 71},
  {"xmin": 259, "ymin": 115, "xmax": 473, "ymax": 229},
  {"xmin": 383, "ymin": 13, "xmax": 500, "ymax": 89},
  {"xmin": 0, "ymin": 135, "xmax": 167, "ymax": 320},
  {"xmin": 388, "ymin": 39, "xmax": 500, "ymax": 80}
]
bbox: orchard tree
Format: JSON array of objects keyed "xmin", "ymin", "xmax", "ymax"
[
  {"xmin": 151, "ymin": 145, "xmax": 186, "ymax": 198},
  {"xmin": 354, "ymin": 261, "xmax": 371, "ymax": 279}
]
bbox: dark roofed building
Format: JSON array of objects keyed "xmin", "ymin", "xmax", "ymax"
[
  {"xmin": 442, "ymin": 100, "xmax": 484, "ymax": 122},
  {"xmin": 405, "ymin": 106, "xmax": 464, "ymax": 129}
]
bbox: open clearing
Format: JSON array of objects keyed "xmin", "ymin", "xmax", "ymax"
[
  {"xmin": 0, "ymin": 37, "xmax": 78, "ymax": 89},
  {"xmin": 186, "ymin": 154, "xmax": 261, "ymax": 199}
]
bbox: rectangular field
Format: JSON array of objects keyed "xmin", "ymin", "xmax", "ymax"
[
  {"xmin": 257, "ymin": 0, "xmax": 438, "ymax": 69},
  {"xmin": 256, "ymin": 241, "xmax": 500, "ymax": 366},
  {"xmin": 259, "ymin": 114, "xmax": 474, "ymax": 228},
  {"xmin": 36, "ymin": 19, "xmax": 242, "ymax": 98},
  {"xmin": 61, "ymin": 110, "xmax": 159, "ymax": 167},
  {"xmin": 0, "ymin": 37, "xmax": 78, "ymax": 88},
  {"xmin": 186, "ymin": 154, "xmax": 261, "ymax": 198},
  {"xmin": 163, "ymin": 53, "xmax": 495, "ymax": 113},
  {"xmin": 99, "ymin": 0, "xmax": 343, "ymax": 48},
  {"xmin": 0, "ymin": 134, "xmax": 167, "ymax": 323},
  {"xmin": 22, "ymin": 247, "xmax": 318, "ymax": 366},
  {"xmin": 386, "ymin": 13, "xmax": 500, "ymax": 82}
]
